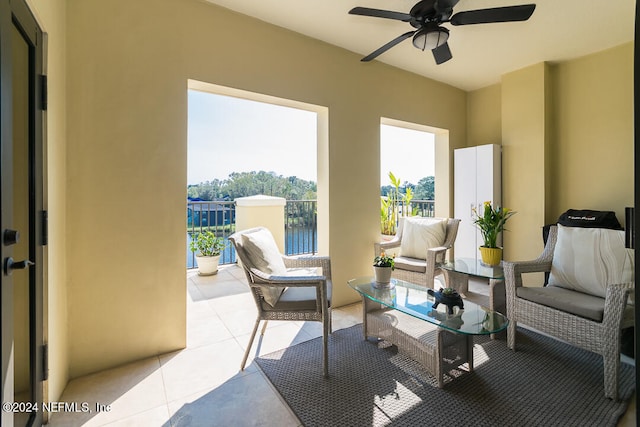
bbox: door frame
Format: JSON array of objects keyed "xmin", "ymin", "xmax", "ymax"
[{"xmin": 1, "ymin": 0, "xmax": 45, "ymax": 426}]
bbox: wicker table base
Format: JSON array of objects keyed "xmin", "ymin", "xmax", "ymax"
[{"xmin": 363, "ymin": 297, "xmax": 473, "ymax": 387}]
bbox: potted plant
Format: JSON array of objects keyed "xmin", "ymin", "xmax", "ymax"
[
  {"xmin": 472, "ymin": 201, "xmax": 516, "ymax": 266},
  {"xmin": 380, "ymin": 172, "xmax": 416, "ymax": 238},
  {"xmin": 189, "ymin": 230, "xmax": 227, "ymax": 275},
  {"xmin": 380, "ymin": 172, "xmax": 401, "ymax": 236},
  {"xmin": 373, "ymin": 251, "xmax": 395, "ymax": 287}
]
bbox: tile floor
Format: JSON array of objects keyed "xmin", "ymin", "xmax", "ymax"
[
  {"xmin": 48, "ymin": 266, "xmax": 636, "ymax": 426},
  {"xmin": 47, "ymin": 265, "xmax": 361, "ymax": 426}
]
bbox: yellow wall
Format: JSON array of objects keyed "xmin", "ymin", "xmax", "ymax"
[
  {"xmin": 57, "ymin": 0, "xmax": 467, "ymax": 378},
  {"xmin": 550, "ymin": 43, "xmax": 634, "ymax": 221},
  {"xmin": 235, "ymin": 196, "xmax": 286, "ymax": 252},
  {"xmin": 501, "ymin": 63, "xmax": 550, "ymax": 262},
  {"xmin": 467, "ymin": 43, "xmax": 633, "ymax": 267},
  {"xmin": 29, "ymin": 0, "xmax": 69, "ymax": 403},
  {"xmin": 467, "ymin": 84, "xmax": 502, "ymax": 146}
]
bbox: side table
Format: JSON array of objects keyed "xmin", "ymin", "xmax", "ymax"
[{"xmin": 438, "ymin": 258, "xmax": 506, "ymax": 316}]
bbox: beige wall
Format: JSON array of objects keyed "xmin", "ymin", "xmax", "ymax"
[
  {"xmin": 549, "ymin": 43, "xmax": 634, "ymax": 222},
  {"xmin": 235, "ymin": 196, "xmax": 286, "ymax": 252},
  {"xmin": 467, "ymin": 84, "xmax": 502, "ymax": 146},
  {"xmin": 501, "ymin": 63, "xmax": 551, "ymax": 262},
  {"xmin": 467, "ymin": 43, "xmax": 633, "ymax": 267},
  {"xmin": 55, "ymin": 0, "xmax": 467, "ymax": 379},
  {"xmin": 29, "ymin": 0, "xmax": 69, "ymax": 403}
]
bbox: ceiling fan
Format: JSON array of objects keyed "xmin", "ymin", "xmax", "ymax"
[{"xmin": 349, "ymin": 0, "xmax": 536, "ymax": 64}]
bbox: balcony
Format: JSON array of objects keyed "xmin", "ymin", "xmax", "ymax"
[
  {"xmin": 187, "ymin": 199, "xmax": 318, "ymax": 268},
  {"xmin": 187, "ymin": 198, "xmax": 435, "ymax": 269}
]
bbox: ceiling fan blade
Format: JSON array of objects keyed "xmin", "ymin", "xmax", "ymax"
[
  {"xmin": 434, "ymin": 0, "xmax": 460, "ymax": 13},
  {"xmin": 450, "ymin": 4, "xmax": 536, "ymax": 26},
  {"xmin": 432, "ymin": 42, "xmax": 452, "ymax": 64},
  {"xmin": 361, "ymin": 31, "xmax": 416, "ymax": 62},
  {"xmin": 349, "ymin": 7, "xmax": 412, "ymax": 22}
]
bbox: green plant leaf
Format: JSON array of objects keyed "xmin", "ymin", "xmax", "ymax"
[{"xmin": 189, "ymin": 231, "xmax": 227, "ymax": 256}]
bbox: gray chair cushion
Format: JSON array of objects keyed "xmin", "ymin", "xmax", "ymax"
[
  {"xmin": 394, "ymin": 256, "xmax": 427, "ymax": 273},
  {"xmin": 262, "ymin": 279, "xmax": 332, "ymax": 311},
  {"xmin": 517, "ymin": 286, "xmax": 605, "ymax": 322}
]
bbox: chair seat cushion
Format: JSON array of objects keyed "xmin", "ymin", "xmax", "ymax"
[
  {"xmin": 262, "ymin": 279, "xmax": 332, "ymax": 311},
  {"xmin": 394, "ymin": 256, "xmax": 427, "ymax": 273},
  {"xmin": 398, "ymin": 217, "xmax": 447, "ymax": 260},
  {"xmin": 283, "ymin": 267, "xmax": 322, "ymax": 277},
  {"xmin": 517, "ymin": 286, "xmax": 605, "ymax": 321}
]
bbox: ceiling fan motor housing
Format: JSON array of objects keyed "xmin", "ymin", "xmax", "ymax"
[{"xmin": 412, "ymin": 23, "xmax": 449, "ymax": 51}]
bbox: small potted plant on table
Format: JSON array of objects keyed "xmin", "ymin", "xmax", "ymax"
[
  {"xmin": 189, "ymin": 230, "xmax": 227, "ymax": 275},
  {"xmin": 472, "ymin": 201, "xmax": 516, "ymax": 266},
  {"xmin": 373, "ymin": 251, "xmax": 395, "ymax": 288}
]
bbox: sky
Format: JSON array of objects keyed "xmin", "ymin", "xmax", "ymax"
[
  {"xmin": 380, "ymin": 124, "xmax": 435, "ymax": 185},
  {"xmin": 188, "ymin": 91, "xmax": 318, "ymax": 184},
  {"xmin": 188, "ymin": 90, "xmax": 435, "ymax": 185}
]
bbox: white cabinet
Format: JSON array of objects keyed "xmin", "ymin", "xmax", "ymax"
[{"xmin": 454, "ymin": 144, "xmax": 501, "ymax": 262}]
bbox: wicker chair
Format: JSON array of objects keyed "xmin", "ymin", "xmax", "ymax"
[
  {"xmin": 229, "ymin": 227, "xmax": 332, "ymax": 377},
  {"xmin": 504, "ymin": 225, "xmax": 634, "ymax": 400},
  {"xmin": 374, "ymin": 217, "xmax": 461, "ymax": 288}
]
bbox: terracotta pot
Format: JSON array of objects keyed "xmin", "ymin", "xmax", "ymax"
[{"xmin": 479, "ymin": 246, "xmax": 502, "ymax": 266}]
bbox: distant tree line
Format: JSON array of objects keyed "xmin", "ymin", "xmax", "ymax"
[
  {"xmin": 381, "ymin": 176, "xmax": 435, "ymax": 200},
  {"xmin": 188, "ymin": 171, "xmax": 317, "ymax": 201},
  {"xmin": 188, "ymin": 171, "xmax": 434, "ymax": 201}
]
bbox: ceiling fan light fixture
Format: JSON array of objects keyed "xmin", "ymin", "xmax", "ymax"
[{"xmin": 412, "ymin": 24, "xmax": 449, "ymax": 51}]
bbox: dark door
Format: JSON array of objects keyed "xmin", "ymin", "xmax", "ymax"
[{"xmin": 1, "ymin": 0, "xmax": 45, "ymax": 426}]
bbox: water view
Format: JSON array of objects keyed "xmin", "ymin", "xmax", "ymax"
[{"xmin": 187, "ymin": 228, "xmax": 318, "ymax": 269}]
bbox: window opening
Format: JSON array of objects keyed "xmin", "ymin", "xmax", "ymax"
[
  {"xmin": 380, "ymin": 122, "xmax": 436, "ymax": 236},
  {"xmin": 187, "ymin": 87, "xmax": 319, "ymax": 268}
]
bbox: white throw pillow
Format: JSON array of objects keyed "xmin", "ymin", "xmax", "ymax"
[
  {"xmin": 241, "ymin": 229, "xmax": 287, "ymax": 306},
  {"xmin": 548, "ymin": 224, "xmax": 634, "ymax": 298},
  {"xmin": 398, "ymin": 217, "xmax": 447, "ymax": 260}
]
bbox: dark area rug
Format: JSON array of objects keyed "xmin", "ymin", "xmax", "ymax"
[{"xmin": 255, "ymin": 324, "xmax": 635, "ymax": 427}]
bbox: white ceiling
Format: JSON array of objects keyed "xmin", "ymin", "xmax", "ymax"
[{"xmin": 204, "ymin": 0, "xmax": 635, "ymax": 91}]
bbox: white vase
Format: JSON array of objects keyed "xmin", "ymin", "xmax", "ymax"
[
  {"xmin": 373, "ymin": 266, "xmax": 393, "ymax": 287},
  {"xmin": 195, "ymin": 255, "xmax": 220, "ymax": 276}
]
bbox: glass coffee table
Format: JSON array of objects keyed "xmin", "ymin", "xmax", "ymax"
[
  {"xmin": 437, "ymin": 258, "xmax": 506, "ymax": 315},
  {"xmin": 348, "ymin": 277, "xmax": 508, "ymax": 387}
]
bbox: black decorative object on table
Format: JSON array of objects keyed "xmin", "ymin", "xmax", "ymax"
[{"xmin": 428, "ymin": 287, "xmax": 464, "ymax": 314}]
